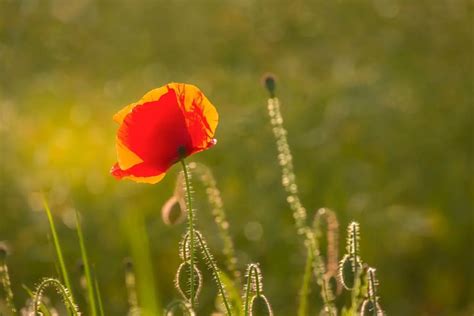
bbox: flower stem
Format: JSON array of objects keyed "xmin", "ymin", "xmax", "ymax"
[{"xmin": 180, "ymin": 159, "xmax": 196, "ymax": 308}]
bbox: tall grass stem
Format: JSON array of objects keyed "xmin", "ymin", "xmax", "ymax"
[
  {"xmin": 41, "ymin": 196, "xmax": 75, "ymax": 313},
  {"xmin": 75, "ymin": 210, "xmax": 98, "ymax": 316},
  {"xmin": 123, "ymin": 212, "xmax": 161, "ymax": 315},
  {"xmin": 93, "ymin": 269, "xmax": 105, "ymax": 316},
  {"xmin": 297, "ymin": 245, "xmax": 313, "ymax": 316}
]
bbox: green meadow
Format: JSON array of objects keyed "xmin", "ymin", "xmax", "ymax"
[{"xmin": 0, "ymin": 0, "xmax": 472, "ymax": 315}]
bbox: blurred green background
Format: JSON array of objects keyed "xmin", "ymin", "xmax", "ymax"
[{"xmin": 1, "ymin": 0, "xmax": 472, "ymax": 315}]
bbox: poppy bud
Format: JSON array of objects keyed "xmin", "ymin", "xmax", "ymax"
[{"xmin": 262, "ymin": 73, "xmax": 277, "ymax": 98}]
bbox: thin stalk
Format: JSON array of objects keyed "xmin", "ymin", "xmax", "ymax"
[
  {"xmin": 123, "ymin": 212, "xmax": 160, "ymax": 315},
  {"xmin": 350, "ymin": 269, "xmax": 362, "ymax": 313},
  {"xmin": 41, "ymin": 196, "xmax": 74, "ymax": 308},
  {"xmin": 195, "ymin": 232, "xmax": 232, "ymax": 315},
  {"xmin": 297, "ymin": 245, "xmax": 313, "ymax": 316},
  {"xmin": 23, "ymin": 285, "xmax": 52, "ymax": 316},
  {"xmin": 33, "ymin": 278, "xmax": 79, "ymax": 316},
  {"xmin": 93, "ymin": 269, "xmax": 105, "ymax": 316},
  {"xmin": 243, "ymin": 269, "xmax": 253, "ymax": 316},
  {"xmin": 253, "ymin": 267, "xmax": 261, "ymax": 296},
  {"xmin": 244, "ymin": 264, "xmax": 263, "ymax": 315},
  {"xmin": 75, "ymin": 210, "xmax": 97, "ymax": 316},
  {"xmin": 180, "ymin": 159, "xmax": 196, "ymax": 308},
  {"xmin": 264, "ymin": 77, "xmax": 337, "ymax": 314},
  {"xmin": 189, "ymin": 163, "xmax": 240, "ymax": 283}
]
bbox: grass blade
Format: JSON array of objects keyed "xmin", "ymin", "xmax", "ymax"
[
  {"xmin": 41, "ymin": 195, "xmax": 74, "ymax": 300},
  {"xmin": 75, "ymin": 210, "xmax": 97, "ymax": 316},
  {"xmin": 123, "ymin": 211, "xmax": 161, "ymax": 315},
  {"xmin": 93, "ymin": 268, "xmax": 105, "ymax": 316}
]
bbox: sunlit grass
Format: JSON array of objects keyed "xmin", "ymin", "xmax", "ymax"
[{"xmin": 0, "ymin": 1, "xmax": 471, "ymax": 314}]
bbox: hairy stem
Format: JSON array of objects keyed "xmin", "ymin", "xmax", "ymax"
[
  {"xmin": 181, "ymin": 159, "xmax": 196, "ymax": 308},
  {"xmin": 33, "ymin": 278, "xmax": 79, "ymax": 316},
  {"xmin": 188, "ymin": 162, "xmax": 240, "ymax": 283},
  {"xmin": 243, "ymin": 269, "xmax": 253, "ymax": 316},
  {"xmin": 243, "ymin": 264, "xmax": 262, "ymax": 315},
  {"xmin": 195, "ymin": 231, "xmax": 232, "ymax": 315}
]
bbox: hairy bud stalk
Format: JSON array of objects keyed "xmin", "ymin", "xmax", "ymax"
[
  {"xmin": 33, "ymin": 278, "xmax": 80, "ymax": 316},
  {"xmin": 359, "ymin": 268, "xmax": 384, "ymax": 316},
  {"xmin": 243, "ymin": 264, "xmax": 273, "ymax": 316},
  {"xmin": 187, "ymin": 162, "xmax": 240, "ymax": 283}
]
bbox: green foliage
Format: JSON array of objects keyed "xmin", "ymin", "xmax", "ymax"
[
  {"xmin": 42, "ymin": 197, "xmax": 74, "ymax": 301},
  {"xmin": 75, "ymin": 210, "xmax": 98, "ymax": 316},
  {"xmin": 0, "ymin": 1, "xmax": 472, "ymax": 314},
  {"xmin": 122, "ymin": 212, "xmax": 161, "ymax": 315}
]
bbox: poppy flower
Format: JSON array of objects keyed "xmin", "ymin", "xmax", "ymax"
[{"xmin": 111, "ymin": 83, "xmax": 218, "ymax": 184}]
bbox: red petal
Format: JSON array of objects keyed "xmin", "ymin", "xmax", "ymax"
[
  {"xmin": 117, "ymin": 88, "xmax": 192, "ymax": 173},
  {"xmin": 111, "ymin": 162, "xmax": 166, "ymax": 184}
]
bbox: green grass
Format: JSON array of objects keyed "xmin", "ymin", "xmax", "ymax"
[
  {"xmin": 75, "ymin": 210, "xmax": 98, "ymax": 316},
  {"xmin": 41, "ymin": 196, "xmax": 75, "ymax": 311},
  {"xmin": 1, "ymin": 83, "xmax": 388, "ymax": 316},
  {"xmin": 0, "ymin": 1, "xmax": 472, "ymax": 314}
]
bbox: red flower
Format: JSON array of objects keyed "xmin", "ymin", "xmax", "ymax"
[{"xmin": 111, "ymin": 83, "xmax": 218, "ymax": 184}]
